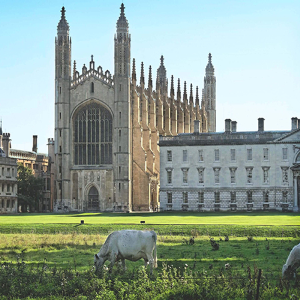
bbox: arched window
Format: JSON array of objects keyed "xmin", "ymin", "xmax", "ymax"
[
  {"xmin": 88, "ymin": 186, "xmax": 99, "ymax": 210},
  {"xmin": 296, "ymin": 152, "xmax": 300, "ymax": 163},
  {"xmin": 91, "ymin": 82, "xmax": 94, "ymax": 93},
  {"xmin": 74, "ymin": 102, "xmax": 112, "ymax": 165}
]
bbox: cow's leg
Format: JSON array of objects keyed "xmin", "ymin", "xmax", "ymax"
[
  {"xmin": 121, "ymin": 259, "xmax": 126, "ymax": 272},
  {"xmin": 108, "ymin": 252, "xmax": 117, "ymax": 273},
  {"xmin": 144, "ymin": 259, "xmax": 149, "ymax": 267},
  {"xmin": 146, "ymin": 254, "xmax": 154, "ymax": 274}
]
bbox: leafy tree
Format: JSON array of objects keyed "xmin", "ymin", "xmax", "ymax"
[{"xmin": 17, "ymin": 164, "xmax": 43, "ymax": 212}]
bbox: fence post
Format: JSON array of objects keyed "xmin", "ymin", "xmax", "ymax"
[{"xmin": 255, "ymin": 268, "xmax": 262, "ymax": 300}]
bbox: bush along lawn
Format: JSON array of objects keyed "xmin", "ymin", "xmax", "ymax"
[{"xmin": 0, "ymin": 259, "xmax": 299, "ymax": 300}]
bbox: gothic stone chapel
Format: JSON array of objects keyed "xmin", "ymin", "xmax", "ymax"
[{"xmin": 54, "ymin": 4, "xmax": 216, "ymax": 212}]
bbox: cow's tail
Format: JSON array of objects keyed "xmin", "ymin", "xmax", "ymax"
[{"xmin": 152, "ymin": 231, "xmax": 158, "ymax": 268}]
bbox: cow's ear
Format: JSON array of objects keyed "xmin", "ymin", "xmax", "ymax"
[{"xmin": 95, "ymin": 254, "xmax": 99, "ymax": 259}]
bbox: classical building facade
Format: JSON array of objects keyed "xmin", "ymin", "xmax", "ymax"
[
  {"xmin": 53, "ymin": 5, "xmax": 216, "ymax": 212},
  {"xmin": 159, "ymin": 118, "xmax": 300, "ymax": 212},
  {"xmin": 9, "ymin": 135, "xmax": 55, "ymax": 212},
  {"xmin": 0, "ymin": 131, "xmax": 18, "ymax": 214}
]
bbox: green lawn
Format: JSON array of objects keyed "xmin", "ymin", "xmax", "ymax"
[{"xmin": 0, "ymin": 211, "xmax": 299, "ymax": 225}]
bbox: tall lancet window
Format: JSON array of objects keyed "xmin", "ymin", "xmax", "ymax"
[{"xmin": 74, "ymin": 102, "xmax": 112, "ymax": 165}]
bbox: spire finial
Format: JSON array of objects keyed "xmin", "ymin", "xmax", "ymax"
[
  {"xmin": 205, "ymin": 53, "xmax": 214, "ymax": 75},
  {"xmin": 61, "ymin": 6, "xmax": 66, "ymax": 18},
  {"xmin": 160, "ymin": 55, "xmax": 164, "ymax": 66},
  {"xmin": 140, "ymin": 62, "xmax": 145, "ymax": 85},
  {"xmin": 208, "ymin": 53, "xmax": 212, "ymax": 63},
  {"xmin": 120, "ymin": 3, "xmax": 125, "ymax": 14},
  {"xmin": 177, "ymin": 78, "xmax": 181, "ymax": 100},
  {"xmin": 196, "ymin": 86, "xmax": 200, "ymax": 106},
  {"xmin": 190, "ymin": 84, "xmax": 193, "ymax": 103},
  {"xmin": 148, "ymin": 66, "xmax": 153, "ymax": 88},
  {"xmin": 132, "ymin": 58, "xmax": 136, "ymax": 81},
  {"xmin": 57, "ymin": 6, "xmax": 69, "ymax": 33},
  {"xmin": 170, "ymin": 75, "xmax": 174, "ymax": 97},
  {"xmin": 183, "ymin": 81, "xmax": 187, "ymax": 101},
  {"xmin": 91, "ymin": 55, "xmax": 94, "ymax": 62}
]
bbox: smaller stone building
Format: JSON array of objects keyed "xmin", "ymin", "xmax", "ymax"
[
  {"xmin": 0, "ymin": 132, "xmax": 18, "ymax": 213},
  {"xmin": 159, "ymin": 117, "xmax": 300, "ymax": 212}
]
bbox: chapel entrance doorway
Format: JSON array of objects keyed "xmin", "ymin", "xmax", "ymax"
[{"xmin": 88, "ymin": 186, "xmax": 99, "ymax": 210}]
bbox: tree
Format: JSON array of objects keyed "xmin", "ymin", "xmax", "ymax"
[{"xmin": 17, "ymin": 164, "xmax": 43, "ymax": 212}]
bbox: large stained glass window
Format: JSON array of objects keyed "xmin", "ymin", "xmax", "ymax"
[{"xmin": 74, "ymin": 102, "xmax": 112, "ymax": 165}]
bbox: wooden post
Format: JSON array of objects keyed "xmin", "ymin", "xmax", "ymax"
[{"xmin": 255, "ymin": 269, "xmax": 262, "ymax": 300}]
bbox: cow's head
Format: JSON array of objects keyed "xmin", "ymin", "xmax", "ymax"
[
  {"xmin": 94, "ymin": 253, "xmax": 105, "ymax": 272},
  {"xmin": 282, "ymin": 264, "xmax": 293, "ymax": 279}
]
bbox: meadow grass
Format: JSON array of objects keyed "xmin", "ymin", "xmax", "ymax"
[{"xmin": 0, "ymin": 211, "xmax": 299, "ymax": 225}]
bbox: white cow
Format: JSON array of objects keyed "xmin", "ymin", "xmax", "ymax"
[
  {"xmin": 94, "ymin": 230, "xmax": 157, "ymax": 273},
  {"xmin": 282, "ymin": 243, "xmax": 300, "ymax": 279}
]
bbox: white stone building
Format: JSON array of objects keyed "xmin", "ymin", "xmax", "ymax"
[
  {"xmin": 0, "ymin": 131, "xmax": 18, "ymax": 214},
  {"xmin": 159, "ymin": 118, "xmax": 300, "ymax": 212}
]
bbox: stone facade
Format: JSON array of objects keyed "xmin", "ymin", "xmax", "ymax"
[
  {"xmin": 53, "ymin": 5, "xmax": 216, "ymax": 212},
  {"xmin": 0, "ymin": 132, "xmax": 18, "ymax": 214},
  {"xmin": 159, "ymin": 118, "xmax": 300, "ymax": 212}
]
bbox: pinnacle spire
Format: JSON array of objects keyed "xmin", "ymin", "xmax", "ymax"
[
  {"xmin": 148, "ymin": 66, "xmax": 152, "ymax": 88},
  {"xmin": 73, "ymin": 60, "xmax": 76, "ymax": 79},
  {"xmin": 117, "ymin": 3, "xmax": 129, "ymax": 31},
  {"xmin": 57, "ymin": 6, "xmax": 69, "ymax": 34},
  {"xmin": 170, "ymin": 75, "xmax": 174, "ymax": 97},
  {"xmin": 205, "ymin": 53, "xmax": 214, "ymax": 75},
  {"xmin": 140, "ymin": 62, "xmax": 145, "ymax": 85},
  {"xmin": 189, "ymin": 84, "xmax": 193, "ymax": 103},
  {"xmin": 196, "ymin": 86, "xmax": 200, "ymax": 106},
  {"xmin": 132, "ymin": 58, "xmax": 136, "ymax": 81},
  {"xmin": 183, "ymin": 81, "xmax": 187, "ymax": 101},
  {"xmin": 177, "ymin": 78, "xmax": 181, "ymax": 100}
]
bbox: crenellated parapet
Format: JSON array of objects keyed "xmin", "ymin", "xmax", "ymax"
[{"xmin": 71, "ymin": 55, "xmax": 114, "ymax": 88}]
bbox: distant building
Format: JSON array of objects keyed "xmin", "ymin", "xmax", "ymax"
[
  {"xmin": 10, "ymin": 136, "xmax": 55, "ymax": 212},
  {"xmin": 159, "ymin": 118, "xmax": 300, "ymax": 212},
  {"xmin": 0, "ymin": 131, "xmax": 18, "ymax": 213}
]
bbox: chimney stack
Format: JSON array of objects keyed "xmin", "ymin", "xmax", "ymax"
[
  {"xmin": 232, "ymin": 121, "xmax": 237, "ymax": 133},
  {"xmin": 32, "ymin": 135, "xmax": 38, "ymax": 153},
  {"xmin": 258, "ymin": 118, "xmax": 264, "ymax": 132},
  {"xmin": 225, "ymin": 119, "xmax": 232, "ymax": 133},
  {"xmin": 2, "ymin": 133, "xmax": 11, "ymax": 157},
  {"xmin": 194, "ymin": 120, "xmax": 200, "ymax": 133},
  {"xmin": 292, "ymin": 117, "xmax": 298, "ymax": 130}
]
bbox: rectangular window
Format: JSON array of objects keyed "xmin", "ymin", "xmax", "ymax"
[
  {"xmin": 246, "ymin": 167, "xmax": 253, "ymax": 184},
  {"xmin": 182, "ymin": 169, "xmax": 188, "ymax": 184},
  {"xmin": 12, "ymin": 168, "xmax": 14, "ymax": 177},
  {"xmin": 7, "ymin": 184, "xmax": 10, "ymax": 192},
  {"xmin": 214, "ymin": 168, "xmax": 220, "ymax": 184},
  {"xmin": 247, "ymin": 149, "xmax": 252, "ymax": 161},
  {"xmin": 247, "ymin": 191, "xmax": 252, "ymax": 203},
  {"xmin": 230, "ymin": 149, "xmax": 236, "ymax": 161},
  {"xmin": 59, "ymin": 166, "xmax": 62, "ymax": 174},
  {"xmin": 167, "ymin": 150, "xmax": 172, "ymax": 162},
  {"xmin": 230, "ymin": 168, "xmax": 236, "ymax": 184},
  {"xmin": 263, "ymin": 167, "xmax": 269, "ymax": 184},
  {"xmin": 198, "ymin": 150, "xmax": 203, "ymax": 162},
  {"xmin": 183, "ymin": 150, "xmax": 188, "ymax": 162},
  {"xmin": 230, "ymin": 192, "xmax": 236, "ymax": 203},
  {"xmin": 167, "ymin": 192, "xmax": 172, "ymax": 204},
  {"xmin": 7, "ymin": 168, "xmax": 10, "ymax": 177},
  {"xmin": 167, "ymin": 169, "xmax": 172, "ymax": 184},
  {"xmin": 198, "ymin": 168, "xmax": 204, "ymax": 184},
  {"xmin": 183, "ymin": 192, "xmax": 188, "ymax": 203},
  {"xmin": 119, "ymin": 166, "xmax": 121, "ymax": 176},
  {"xmin": 214, "ymin": 191, "xmax": 220, "ymax": 203},
  {"xmin": 2, "ymin": 167, "xmax": 4, "ymax": 176},
  {"xmin": 263, "ymin": 148, "xmax": 269, "ymax": 160},
  {"xmin": 214, "ymin": 149, "xmax": 220, "ymax": 162},
  {"xmin": 198, "ymin": 192, "xmax": 204, "ymax": 203},
  {"xmin": 282, "ymin": 148, "xmax": 288, "ymax": 160}
]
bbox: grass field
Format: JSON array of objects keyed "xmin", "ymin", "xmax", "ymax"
[
  {"xmin": 0, "ymin": 212, "xmax": 299, "ymax": 299},
  {"xmin": 0, "ymin": 211, "xmax": 299, "ymax": 225}
]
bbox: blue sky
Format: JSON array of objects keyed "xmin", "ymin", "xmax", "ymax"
[{"xmin": 0, "ymin": 0, "xmax": 299, "ymax": 154}]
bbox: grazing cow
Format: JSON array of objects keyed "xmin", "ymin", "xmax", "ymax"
[
  {"xmin": 282, "ymin": 243, "xmax": 300, "ymax": 279},
  {"xmin": 94, "ymin": 230, "xmax": 157, "ymax": 273}
]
